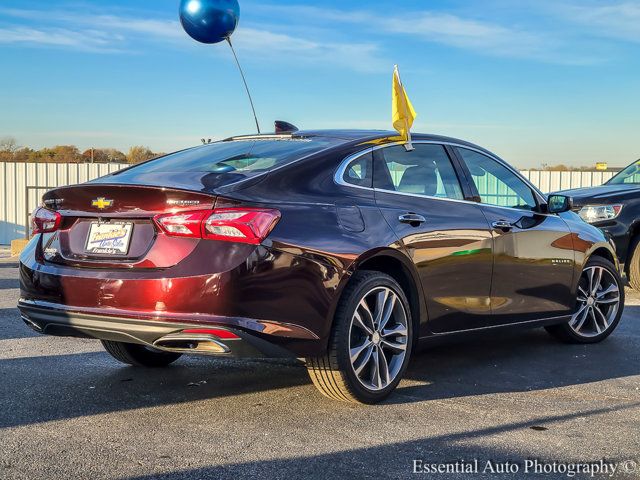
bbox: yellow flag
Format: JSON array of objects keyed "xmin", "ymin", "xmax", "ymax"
[{"xmin": 392, "ymin": 65, "xmax": 417, "ymax": 149}]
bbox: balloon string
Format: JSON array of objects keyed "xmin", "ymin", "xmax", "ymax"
[{"xmin": 226, "ymin": 37, "xmax": 261, "ymax": 134}]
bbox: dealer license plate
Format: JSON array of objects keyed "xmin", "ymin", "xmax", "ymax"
[{"xmin": 85, "ymin": 222, "xmax": 133, "ymax": 255}]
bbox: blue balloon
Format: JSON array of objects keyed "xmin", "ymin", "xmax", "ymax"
[{"xmin": 179, "ymin": 0, "xmax": 240, "ymax": 44}]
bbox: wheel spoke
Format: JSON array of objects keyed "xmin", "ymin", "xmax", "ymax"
[
  {"xmin": 353, "ymin": 310, "xmax": 374, "ymax": 336},
  {"xmin": 378, "ymin": 293, "xmax": 397, "ymax": 331},
  {"xmin": 572, "ymin": 305, "xmax": 590, "ymax": 332},
  {"xmin": 596, "ymin": 296, "xmax": 620, "ymax": 305},
  {"xmin": 570, "ymin": 303, "xmax": 587, "ymax": 327},
  {"xmin": 350, "ymin": 340, "xmax": 373, "ymax": 364},
  {"xmin": 353, "ymin": 345, "xmax": 374, "ymax": 376},
  {"xmin": 377, "ymin": 347, "xmax": 390, "ymax": 386},
  {"xmin": 593, "ymin": 305, "xmax": 609, "ymax": 330},
  {"xmin": 381, "ymin": 338, "xmax": 407, "ymax": 352},
  {"xmin": 381, "ymin": 324, "xmax": 407, "ymax": 338},
  {"xmin": 373, "ymin": 290, "xmax": 389, "ymax": 328},
  {"xmin": 370, "ymin": 347, "xmax": 382, "ymax": 389},
  {"xmin": 578, "ymin": 286, "xmax": 589, "ymax": 298},
  {"xmin": 358, "ymin": 299, "xmax": 375, "ymax": 332},
  {"xmin": 590, "ymin": 267, "xmax": 603, "ymax": 296},
  {"xmin": 590, "ymin": 308, "xmax": 601, "ymax": 334},
  {"xmin": 596, "ymin": 284, "xmax": 618, "ymax": 299}
]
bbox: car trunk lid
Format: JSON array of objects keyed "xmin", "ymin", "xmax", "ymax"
[{"xmin": 40, "ymin": 184, "xmax": 215, "ymax": 268}]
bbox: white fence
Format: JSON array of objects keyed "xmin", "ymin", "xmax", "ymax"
[
  {"xmin": 0, "ymin": 162, "xmax": 127, "ymax": 244},
  {"xmin": 0, "ymin": 162, "xmax": 617, "ymax": 245},
  {"xmin": 521, "ymin": 170, "xmax": 615, "ymax": 193}
]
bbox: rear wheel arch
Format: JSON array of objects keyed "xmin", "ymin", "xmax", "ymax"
[{"xmin": 350, "ymin": 250, "xmax": 425, "ymax": 338}]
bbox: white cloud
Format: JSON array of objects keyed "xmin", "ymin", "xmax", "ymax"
[
  {"xmin": 0, "ymin": 26, "xmax": 122, "ymax": 52},
  {"xmin": 0, "ymin": 7, "xmax": 385, "ymax": 71},
  {"xmin": 233, "ymin": 28, "xmax": 383, "ymax": 72},
  {"xmin": 383, "ymin": 12, "xmax": 546, "ymax": 58},
  {"xmin": 247, "ymin": 3, "xmax": 607, "ymax": 64},
  {"xmin": 555, "ymin": 2, "xmax": 640, "ymax": 43}
]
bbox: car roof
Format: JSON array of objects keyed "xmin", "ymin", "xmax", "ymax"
[{"xmin": 228, "ymin": 129, "xmax": 495, "ymax": 156}]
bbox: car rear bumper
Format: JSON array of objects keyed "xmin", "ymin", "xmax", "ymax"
[
  {"xmin": 19, "ymin": 236, "xmax": 346, "ymax": 356},
  {"xmin": 18, "ymin": 300, "xmax": 299, "ymax": 358}
]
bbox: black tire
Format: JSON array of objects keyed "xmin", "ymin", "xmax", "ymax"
[
  {"xmin": 306, "ymin": 270, "xmax": 414, "ymax": 404},
  {"xmin": 101, "ymin": 340, "xmax": 182, "ymax": 367},
  {"xmin": 627, "ymin": 236, "xmax": 640, "ymax": 291},
  {"xmin": 545, "ymin": 256, "xmax": 624, "ymax": 344}
]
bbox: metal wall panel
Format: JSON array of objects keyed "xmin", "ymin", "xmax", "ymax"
[{"xmin": 0, "ymin": 162, "xmax": 129, "ymax": 244}]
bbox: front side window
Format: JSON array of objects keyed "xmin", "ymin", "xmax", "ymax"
[
  {"xmin": 374, "ymin": 144, "xmax": 464, "ymax": 200},
  {"xmin": 456, "ymin": 148, "xmax": 537, "ymax": 210}
]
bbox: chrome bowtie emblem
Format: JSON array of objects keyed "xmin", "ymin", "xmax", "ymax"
[{"xmin": 92, "ymin": 197, "xmax": 114, "ymax": 209}]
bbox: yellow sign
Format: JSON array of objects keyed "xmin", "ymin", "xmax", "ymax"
[
  {"xmin": 91, "ymin": 197, "xmax": 114, "ymax": 209},
  {"xmin": 595, "ymin": 163, "xmax": 608, "ymax": 171}
]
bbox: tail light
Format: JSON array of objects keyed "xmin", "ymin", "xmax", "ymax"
[
  {"xmin": 154, "ymin": 211, "xmax": 208, "ymax": 238},
  {"xmin": 154, "ymin": 207, "xmax": 280, "ymax": 245},
  {"xmin": 31, "ymin": 207, "xmax": 62, "ymax": 234}
]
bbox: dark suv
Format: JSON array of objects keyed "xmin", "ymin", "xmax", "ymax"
[{"xmin": 556, "ymin": 159, "xmax": 640, "ymax": 290}]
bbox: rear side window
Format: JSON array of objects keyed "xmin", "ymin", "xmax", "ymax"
[
  {"xmin": 342, "ymin": 153, "xmax": 373, "ymax": 187},
  {"xmin": 374, "ymin": 144, "xmax": 464, "ymax": 200},
  {"xmin": 117, "ymin": 139, "xmax": 338, "ymax": 175}
]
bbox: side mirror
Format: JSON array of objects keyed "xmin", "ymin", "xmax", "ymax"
[{"xmin": 547, "ymin": 194, "xmax": 573, "ymax": 214}]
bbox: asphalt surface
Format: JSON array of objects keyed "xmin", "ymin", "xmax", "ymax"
[{"xmin": 0, "ymin": 257, "xmax": 638, "ymax": 480}]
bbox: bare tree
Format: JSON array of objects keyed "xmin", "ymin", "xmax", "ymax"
[{"xmin": 0, "ymin": 136, "xmax": 20, "ymax": 161}]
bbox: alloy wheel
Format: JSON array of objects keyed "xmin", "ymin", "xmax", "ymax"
[
  {"xmin": 570, "ymin": 266, "xmax": 621, "ymax": 337},
  {"xmin": 348, "ymin": 286, "xmax": 409, "ymax": 391}
]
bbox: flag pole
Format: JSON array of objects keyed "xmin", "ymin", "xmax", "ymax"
[
  {"xmin": 226, "ymin": 37, "xmax": 261, "ymax": 134},
  {"xmin": 394, "ymin": 66, "xmax": 414, "ymax": 151}
]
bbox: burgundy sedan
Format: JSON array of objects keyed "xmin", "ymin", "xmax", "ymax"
[{"xmin": 18, "ymin": 129, "xmax": 624, "ymax": 403}]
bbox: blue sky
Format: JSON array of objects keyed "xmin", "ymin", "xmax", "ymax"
[{"xmin": 0, "ymin": 0, "xmax": 639, "ymax": 168}]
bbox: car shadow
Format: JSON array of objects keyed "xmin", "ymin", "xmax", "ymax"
[
  {"xmin": 1, "ymin": 308, "xmax": 638, "ymax": 429},
  {"xmin": 0, "ymin": 307, "xmax": 45, "ymax": 339},
  {"xmin": 392, "ymin": 306, "xmax": 640, "ymax": 404},
  {"xmin": 0, "ymin": 351, "xmax": 309, "ymax": 429},
  {"xmin": 121, "ymin": 402, "xmax": 639, "ymax": 480}
]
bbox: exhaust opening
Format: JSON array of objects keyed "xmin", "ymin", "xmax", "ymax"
[
  {"xmin": 21, "ymin": 315, "xmax": 43, "ymax": 333},
  {"xmin": 153, "ymin": 334, "xmax": 230, "ymax": 355}
]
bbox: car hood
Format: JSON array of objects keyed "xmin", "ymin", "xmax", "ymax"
[{"xmin": 554, "ymin": 183, "xmax": 640, "ymax": 206}]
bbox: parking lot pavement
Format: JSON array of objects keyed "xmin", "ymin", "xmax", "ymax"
[{"xmin": 0, "ymin": 259, "xmax": 638, "ymax": 480}]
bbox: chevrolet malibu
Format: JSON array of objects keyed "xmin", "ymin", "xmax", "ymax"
[{"xmin": 18, "ymin": 129, "xmax": 624, "ymax": 403}]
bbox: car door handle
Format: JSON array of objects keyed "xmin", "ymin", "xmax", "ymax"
[
  {"xmin": 399, "ymin": 213, "xmax": 427, "ymax": 225},
  {"xmin": 492, "ymin": 220, "xmax": 514, "ymax": 231}
]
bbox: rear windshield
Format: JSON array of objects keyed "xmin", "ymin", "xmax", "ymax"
[{"xmin": 118, "ymin": 138, "xmax": 338, "ymax": 175}]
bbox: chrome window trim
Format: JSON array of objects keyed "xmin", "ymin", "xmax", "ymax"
[{"xmin": 334, "ymin": 140, "xmax": 551, "ymax": 213}]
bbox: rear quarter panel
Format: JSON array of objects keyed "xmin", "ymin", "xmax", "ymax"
[{"xmin": 222, "ymin": 145, "xmax": 408, "ymax": 337}]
